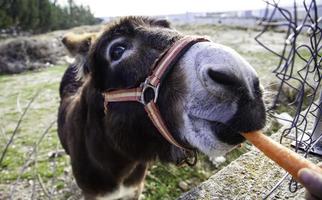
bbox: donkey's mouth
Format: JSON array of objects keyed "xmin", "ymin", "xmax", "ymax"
[
  {"xmin": 210, "ymin": 121, "xmax": 245, "ymax": 145},
  {"xmin": 187, "ymin": 114, "xmax": 245, "ymax": 145}
]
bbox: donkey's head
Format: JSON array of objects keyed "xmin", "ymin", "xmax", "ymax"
[{"xmin": 87, "ymin": 17, "xmax": 266, "ymax": 163}]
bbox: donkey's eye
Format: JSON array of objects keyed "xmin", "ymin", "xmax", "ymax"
[{"xmin": 110, "ymin": 44, "xmax": 126, "ymax": 61}]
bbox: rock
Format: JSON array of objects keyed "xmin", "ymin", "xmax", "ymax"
[
  {"xmin": 275, "ymin": 112, "xmax": 293, "ymax": 127},
  {"xmin": 214, "ymin": 156, "xmax": 226, "ymax": 165},
  {"xmin": 179, "ymin": 181, "xmax": 189, "ymax": 191},
  {"xmin": 209, "ymin": 156, "xmax": 226, "ymax": 167}
]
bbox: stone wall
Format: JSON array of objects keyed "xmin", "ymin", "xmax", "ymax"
[{"xmin": 177, "ymin": 132, "xmax": 321, "ymax": 200}]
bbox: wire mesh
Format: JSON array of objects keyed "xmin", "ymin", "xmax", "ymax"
[{"xmin": 255, "ymin": 0, "xmax": 322, "ymax": 197}]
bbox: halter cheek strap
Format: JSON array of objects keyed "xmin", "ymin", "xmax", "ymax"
[{"xmin": 102, "ymin": 36, "xmax": 210, "ymax": 156}]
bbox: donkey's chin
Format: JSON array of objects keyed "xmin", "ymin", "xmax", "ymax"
[
  {"xmin": 187, "ymin": 114, "xmax": 245, "ymax": 145},
  {"xmin": 182, "ymin": 114, "xmax": 240, "ymax": 161}
]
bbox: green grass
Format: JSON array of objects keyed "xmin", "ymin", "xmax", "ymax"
[
  {"xmin": 0, "ymin": 65, "xmax": 251, "ymax": 199},
  {"xmin": 0, "ymin": 66, "xmax": 67, "ymax": 198}
]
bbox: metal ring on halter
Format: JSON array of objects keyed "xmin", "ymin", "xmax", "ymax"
[{"xmin": 139, "ymin": 79, "xmax": 160, "ymax": 105}]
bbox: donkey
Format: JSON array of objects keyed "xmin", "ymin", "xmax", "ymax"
[{"xmin": 58, "ymin": 16, "xmax": 266, "ymax": 200}]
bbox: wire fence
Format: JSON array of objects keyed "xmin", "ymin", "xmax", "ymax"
[{"xmin": 255, "ymin": 0, "xmax": 322, "ymax": 198}]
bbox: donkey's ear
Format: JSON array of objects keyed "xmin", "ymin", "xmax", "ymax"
[
  {"xmin": 153, "ymin": 19, "xmax": 171, "ymax": 28},
  {"xmin": 62, "ymin": 33, "xmax": 97, "ymax": 56}
]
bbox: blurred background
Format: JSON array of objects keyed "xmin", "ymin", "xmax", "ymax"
[{"xmin": 0, "ymin": 0, "xmax": 321, "ymax": 199}]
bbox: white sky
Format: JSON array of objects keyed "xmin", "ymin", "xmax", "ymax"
[{"xmin": 58, "ymin": 0, "xmax": 305, "ymax": 17}]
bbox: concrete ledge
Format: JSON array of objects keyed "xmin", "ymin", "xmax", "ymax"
[{"xmin": 178, "ymin": 134, "xmax": 309, "ymax": 199}]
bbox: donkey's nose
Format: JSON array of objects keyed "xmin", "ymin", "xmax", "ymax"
[{"xmin": 207, "ymin": 69, "xmax": 241, "ymax": 88}]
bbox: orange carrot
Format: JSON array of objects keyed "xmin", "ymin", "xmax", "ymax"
[{"xmin": 242, "ymin": 131, "xmax": 322, "ymax": 183}]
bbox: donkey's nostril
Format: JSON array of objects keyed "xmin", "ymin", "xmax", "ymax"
[{"xmin": 207, "ymin": 69, "xmax": 240, "ymax": 87}]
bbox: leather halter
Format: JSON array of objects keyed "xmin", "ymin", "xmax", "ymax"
[{"xmin": 102, "ymin": 36, "xmax": 209, "ymax": 165}]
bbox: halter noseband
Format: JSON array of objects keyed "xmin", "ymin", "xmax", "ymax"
[{"xmin": 102, "ymin": 36, "xmax": 209, "ymax": 165}]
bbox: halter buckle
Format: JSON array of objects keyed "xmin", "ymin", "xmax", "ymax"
[{"xmin": 140, "ymin": 79, "xmax": 160, "ymax": 105}]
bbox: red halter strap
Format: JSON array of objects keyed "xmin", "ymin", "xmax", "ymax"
[{"xmin": 103, "ymin": 36, "xmax": 209, "ymax": 151}]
